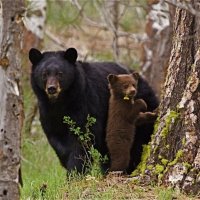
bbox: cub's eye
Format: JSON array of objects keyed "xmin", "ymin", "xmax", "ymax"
[
  {"xmin": 124, "ymin": 84, "xmax": 129, "ymax": 89},
  {"xmin": 57, "ymin": 72, "xmax": 63, "ymax": 78},
  {"xmin": 42, "ymin": 72, "xmax": 47, "ymax": 80}
]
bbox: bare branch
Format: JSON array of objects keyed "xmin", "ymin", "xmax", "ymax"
[
  {"xmin": 165, "ymin": 0, "xmax": 200, "ymax": 16},
  {"xmin": 45, "ymin": 29, "xmax": 66, "ymax": 49},
  {"xmin": 70, "ymin": 0, "xmax": 107, "ymax": 28}
]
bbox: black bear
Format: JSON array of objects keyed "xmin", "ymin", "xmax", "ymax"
[
  {"xmin": 106, "ymin": 73, "xmax": 157, "ymax": 172},
  {"xmin": 29, "ymin": 47, "xmax": 159, "ymax": 173}
]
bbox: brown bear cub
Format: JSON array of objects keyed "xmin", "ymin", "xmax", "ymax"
[{"xmin": 106, "ymin": 72, "xmax": 157, "ymax": 173}]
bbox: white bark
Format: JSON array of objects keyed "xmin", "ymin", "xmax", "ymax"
[
  {"xmin": 23, "ymin": 0, "xmax": 46, "ymax": 39},
  {"xmin": 141, "ymin": 1, "xmax": 172, "ymax": 97}
]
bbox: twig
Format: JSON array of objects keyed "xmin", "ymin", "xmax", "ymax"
[
  {"xmin": 45, "ymin": 29, "xmax": 66, "ymax": 49},
  {"xmin": 70, "ymin": 0, "xmax": 106, "ymax": 28}
]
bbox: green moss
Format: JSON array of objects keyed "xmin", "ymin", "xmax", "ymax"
[
  {"xmin": 183, "ymin": 162, "xmax": 191, "ymax": 170},
  {"xmin": 153, "ymin": 119, "xmax": 159, "ymax": 134},
  {"xmin": 182, "ymin": 137, "xmax": 186, "ymax": 145},
  {"xmin": 166, "ymin": 145, "xmax": 170, "ymax": 149},
  {"xmin": 131, "ymin": 111, "xmax": 179, "ymax": 178},
  {"xmin": 161, "ymin": 110, "xmax": 179, "ymax": 138},
  {"xmin": 161, "ymin": 159, "xmax": 169, "ymax": 166},
  {"xmin": 158, "ymin": 156, "xmax": 168, "ymax": 166},
  {"xmin": 131, "ymin": 144, "xmax": 151, "ymax": 176},
  {"xmin": 155, "ymin": 164, "xmax": 164, "ymax": 174},
  {"xmin": 158, "ymin": 173, "xmax": 164, "ymax": 182},
  {"xmin": 131, "ymin": 177, "xmax": 140, "ymax": 184},
  {"xmin": 131, "ymin": 169, "xmax": 140, "ymax": 177},
  {"xmin": 168, "ymin": 150, "xmax": 183, "ymax": 166},
  {"xmin": 147, "ymin": 165, "xmax": 153, "ymax": 170},
  {"xmin": 160, "ymin": 127, "xmax": 168, "ymax": 138}
]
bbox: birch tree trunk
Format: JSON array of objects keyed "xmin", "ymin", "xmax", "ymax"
[
  {"xmin": 0, "ymin": 0, "xmax": 24, "ymax": 199},
  {"xmin": 23, "ymin": 0, "xmax": 46, "ymax": 135},
  {"xmin": 136, "ymin": 1, "xmax": 200, "ymax": 195},
  {"xmin": 141, "ymin": 0, "xmax": 173, "ymax": 97}
]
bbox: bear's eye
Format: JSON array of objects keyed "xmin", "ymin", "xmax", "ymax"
[
  {"xmin": 124, "ymin": 84, "xmax": 129, "ymax": 89},
  {"xmin": 57, "ymin": 72, "xmax": 63, "ymax": 78},
  {"xmin": 42, "ymin": 72, "xmax": 47, "ymax": 80}
]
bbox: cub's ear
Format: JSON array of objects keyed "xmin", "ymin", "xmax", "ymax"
[
  {"xmin": 107, "ymin": 74, "xmax": 118, "ymax": 84},
  {"xmin": 65, "ymin": 48, "xmax": 78, "ymax": 63},
  {"xmin": 29, "ymin": 48, "xmax": 43, "ymax": 65},
  {"xmin": 132, "ymin": 72, "xmax": 139, "ymax": 80}
]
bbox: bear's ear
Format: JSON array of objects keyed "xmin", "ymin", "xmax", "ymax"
[
  {"xmin": 29, "ymin": 48, "xmax": 43, "ymax": 65},
  {"xmin": 65, "ymin": 48, "xmax": 78, "ymax": 64},
  {"xmin": 107, "ymin": 74, "xmax": 118, "ymax": 84},
  {"xmin": 132, "ymin": 72, "xmax": 139, "ymax": 80}
]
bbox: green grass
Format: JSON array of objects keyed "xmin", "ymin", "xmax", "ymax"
[
  {"xmin": 21, "ymin": 128, "xmax": 66, "ymax": 200},
  {"xmin": 157, "ymin": 187, "xmax": 175, "ymax": 200},
  {"xmin": 21, "ymin": 127, "xmax": 197, "ymax": 200}
]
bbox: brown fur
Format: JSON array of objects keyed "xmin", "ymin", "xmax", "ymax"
[{"xmin": 106, "ymin": 73, "xmax": 157, "ymax": 172}]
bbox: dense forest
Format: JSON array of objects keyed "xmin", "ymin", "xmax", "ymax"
[{"xmin": 0, "ymin": 0, "xmax": 200, "ymax": 199}]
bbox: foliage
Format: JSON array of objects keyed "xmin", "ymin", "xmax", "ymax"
[
  {"xmin": 63, "ymin": 114, "xmax": 108, "ymax": 176},
  {"xmin": 63, "ymin": 115, "xmax": 96, "ymax": 146}
]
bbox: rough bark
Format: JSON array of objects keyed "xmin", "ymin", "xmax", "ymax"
[
  {"xmin": 136, "ymin": 1, "xmax": 200, "ymax": 195},
  {"xmin": 0, "ymin": 0, "xmax": 24, "ymax": 199},
  {"xmin": 141, "ymin": 0, "xmax": 174, "ymax": 98}
]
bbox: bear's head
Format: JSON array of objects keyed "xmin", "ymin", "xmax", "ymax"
[
  {"xmin": 29, "ymin": 47, "xmax": 78, "ymax": 101},
  {"xmin": 107, "ymin": 72, "xmax": 139, "ymax": 101}
]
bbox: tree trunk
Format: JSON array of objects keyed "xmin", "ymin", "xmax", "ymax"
[
  {"xmin": 136, "ymin": 1, "xmax": 200, "ymax": 195},
  {"xmin": 0, "ymin": 0, "xmax": 24, "ymax": 199},
  {"xmin": 141, "ymin": 0, "xmax": 174, "ymax": 98}
]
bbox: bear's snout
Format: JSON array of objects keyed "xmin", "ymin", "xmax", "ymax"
[
  {"xmin": 128, "ymin": 87, "xmax": 136, "ymax": 96},
  {"xmin": 47, "ymin": 86, "xmax": 57, "ymax": 95},
  {"xmin": 45, "ymin": 77, "xmax": 61, "ymax": 99}
]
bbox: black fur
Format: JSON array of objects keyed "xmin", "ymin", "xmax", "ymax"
[{"xmin": 29, "ymin": 48, "xmax": 159, "ymax": 173}]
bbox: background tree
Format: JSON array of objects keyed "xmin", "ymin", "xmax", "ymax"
[
  {"xmin": 136, "ymin": 1, "xmax": 200, "ymax": 195},
  {"xmin": 22, "ymin": 0, "xmax": 47, "ymax": 135},
  {"xmin": 141, "ymin": 0, "xmax": 174, "ymax": 97},
  {"xmin": 0, "ymin": 0, "xmax": 24, "ymax": 199}
]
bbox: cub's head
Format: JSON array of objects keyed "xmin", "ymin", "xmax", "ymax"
[
  {"xmin": 107, "ymin": 72, "xmax": 139, "ymax": 100},
  {"xmin": 29, "ymin": 47, "xmax": 78, "ymax": 101}
]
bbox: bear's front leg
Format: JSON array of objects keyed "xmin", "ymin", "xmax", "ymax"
[
  {"xmin": 130, "ymin": 99, "xmax": 147, "ymax": 118},
  {"xmin": 65, "ymin": 147, "xmax": 87, "ymax": 173},
  {"xmin": 48, "ymin": 135, "xmax": 86, "ymax": 173}
]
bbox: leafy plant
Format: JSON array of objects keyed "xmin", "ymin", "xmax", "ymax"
[{"xmin": 63, "ymin": 114, "xmax": 107, "ymax": 176}]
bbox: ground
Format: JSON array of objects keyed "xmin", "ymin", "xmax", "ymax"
[{"xmin": 21, "ymin": 125, "xmax": 198, "ymax": 200}]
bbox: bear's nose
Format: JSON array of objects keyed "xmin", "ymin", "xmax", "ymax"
[
  {"xmin": 130, "ymin": 88, "xmax": 136, "ymax": 95},
  {"xmin": 47, "ymin": 86, "xmax": 57, "ymax": 95}
]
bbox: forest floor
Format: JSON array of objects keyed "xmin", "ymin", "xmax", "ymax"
[{"xmin": 20, "ymin": 124, "xmax": 199, "ymax": 200}]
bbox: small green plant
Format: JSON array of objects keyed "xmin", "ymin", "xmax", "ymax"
[
  {"xmin": 63, "ymin": 114, "xmax": 107, "ymax": 176},
  {"xmin": 63, "ymin": 115, "xmax": 96, "ymax": 147}
]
